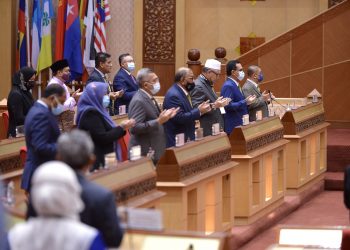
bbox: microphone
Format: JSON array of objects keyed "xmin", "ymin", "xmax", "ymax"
[{"xmin": 268, "ymin": 90, "xmax": 288, "ymax": 110}]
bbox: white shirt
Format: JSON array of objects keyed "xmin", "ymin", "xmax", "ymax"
[
  {"xmin": 228, "ymin": 77, "xmax": 240, "ymax": 87},
  {"xmin": 37, "ymin": 100, "xmax": 48, "ymax": 109},
  {"xmin": 48, "ymin": 77, "xmax": 76, "ymax": 110}
]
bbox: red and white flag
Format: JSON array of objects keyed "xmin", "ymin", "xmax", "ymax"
[{"xmin": 94, "ymin": 0, "xmax": 111, "ymax": 53}]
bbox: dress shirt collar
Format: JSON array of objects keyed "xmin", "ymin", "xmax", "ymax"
[
  {"xmin": 122, "ymin": 67, "xmax": 131, "ymax": 76},
  {"xmin": 52, "ymin": 76, "xmax": 65, "ymax": 86},
  {"xmin": 247, "ymin": 78, "xmax": 258, "ymax": 88},
  {"xmin": 177, "ymin": 83, "xmax": 189, "ymax": 96},
  {"xmin": 140, "ymin": 88, "xmax": 153, "ymax": 99},
  {"xmin": 228, "ymin": 77, "xmax": 240, "ymax": 87},
  {"xmin": 37, "ymin": 99, "xmax": 48, "ymax": 109},
  {"xmin": 95, "ymin": 68, "xmax": 107, "ymax": 80}
]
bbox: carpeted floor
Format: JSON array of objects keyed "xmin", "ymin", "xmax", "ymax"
[{"xmin": 239, "ymin": 191, "xmax": 349, "ymax": 250}]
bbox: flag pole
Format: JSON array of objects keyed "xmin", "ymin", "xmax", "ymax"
[{"xmin": 25, "ymin": 0, "xmax": 31, "ymax": 67}]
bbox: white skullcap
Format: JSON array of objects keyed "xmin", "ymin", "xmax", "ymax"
[
  {"xmin": 31, "ymin": 161, "xmax": 84, "ymax": 219},
  {"xmin": 204, "ymin": 59, "xmax": 221, "ymax": 71}
]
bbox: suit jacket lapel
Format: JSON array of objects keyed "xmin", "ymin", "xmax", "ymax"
[
  {"xmin": 139, "ymin": 90, "xmax": 160, "ymax": 116},
  {"xmin": 175, "ymin": 84, "xmax": 192, "ymax": 111}
]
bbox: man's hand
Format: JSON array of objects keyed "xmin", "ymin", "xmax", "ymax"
[
  {"xmin": 198, "ymin": 100, "xmax": 211, "ymax": 115},
  {"xmin": 245, "ymin": 95, "xmax": 256, "ymax": 105},
  {"xmin": 157, "ymin": 107, "xmax": 179, "ymax": 124},
  {"xmin": 262, "ymin": 90, "xmax": 270, "ymax": 101},
  {"xmin": 213, "ymin": 96, "xmax": 229, "ymax": 108},
  {"xmin": 120, "ymin": 119, "xmax": 136, "ymax": 130},
  {"xmin": 72, "ymin": 89, "xmax": 82, "ymax": 101}
]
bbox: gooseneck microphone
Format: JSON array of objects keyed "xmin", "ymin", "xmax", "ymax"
[{"xmin": 268, "ymin": 90, "xmax": 287, "ymax": 109}]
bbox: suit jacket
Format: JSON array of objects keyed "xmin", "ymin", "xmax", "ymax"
[
  {"xmin": 163, "ymin": 83, "xmax": 201, "ymax": 147},
  {"xmin": 78, "ymin": 173, "xmax": 124, "ymax": 247},
  {"xmin": 86, "ymin": 69, "xmax": 106, "ymax": 84},
  {"xmin": 78, "ymin": 109, "xmax": 126, "ymax": 170},
  {"xmin": 128, "ymin": 90, "xmax": 165, "ymax": 164},
  {"xmin": 112, "ymin": 68, "xmax": 139, "ymax": 113},
  {"xmin": 21, "ymin": 102, "xmax": 60, "ymax": 191},
  {"xmin": 191, "ymin": 75, "xmax": 224, "ymax": 136},
  {"xmin": 220, "ymin": 78, "xmax": 248, "ymax": 135},
  {"xmin": 242, "ymin": 79, "xmax": 268, "ymax": 122}
]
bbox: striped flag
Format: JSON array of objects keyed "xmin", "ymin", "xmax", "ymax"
[
  {"xmin": 31, "ymin": 0, "xmax": 41, "ymax": 70},
  {"xmin": 94, "ymin": 0, "xmax": 111, "ymax": 53},
  {"xmin": 55, "ymin": 0, "xmax": 67, "ymax": 61},
  {"xmin": 17, "ymin": 0, "xmax": 28, "ymax": 69},
  {"xmin": 83, "ymin": 0, "xmax": 95, "ymax": 69},
  {"xmin": 37, "ymin": 0, "xmax": 54, "ymax": 72}
]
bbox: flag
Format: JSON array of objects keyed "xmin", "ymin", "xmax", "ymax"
[
  {"xmin": 83, "ymin": 0, "xmax": 95, "ymax": 69},
  {"xmin": 17, "ymin": 0, "xmax": 28, "ymax": 69},
  {"xmin": 55, "ymin": 0, "xmax": 67, "ymax": 60},
  {"xmin": 37, "ymin": 0, "xmax": 54, "ymax": 72},
  {"xmin": 94, "ymin": 0, "xmax": 111, "ymax": 53},
  {"xmin": 31, "ymin": 0, "xmax": 41, "ymax": 70},
  {"xmin": 64, "ymin": 0, "xmax": 83, "ymax": 79}
]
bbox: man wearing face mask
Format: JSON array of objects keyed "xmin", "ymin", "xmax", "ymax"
[
  {"xmin": 242, "ymin": 65, "xmax": 270, "ymax": 122},
  {"xmin": 221, "ymin": 60, "xmax": 256, "ymax": 135},
  {"xmin": 86, "ymin": 52, "xmax": 124, "ymax": 115},
  {"xmin": 163, "ymin": 67, "xmax": 212, "ymax": 147},
  {"xmin": 21, "ymin": 84, "xmax": 67, "ymax": 192},
  {"xmin": 7, "ymin": 67, "xmax": 37, "ymax": 138},
  {"xmin": 48, "ymin": 59, "xmax": 81, "ymax": 110},
  {"xmin": 191, "ymin": 59, "xmax": 229, "ymax": 136},
  {"xmin": 128, "ymin": 68, "xmax": 179, "ymax": 164},
  {"xmin": 113, "ymin": 53, "xmax": 138, "ymax": 114}
]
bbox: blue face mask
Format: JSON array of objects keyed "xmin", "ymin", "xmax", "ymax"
[
  {"xmin": 51, "ymin": 100, "xmax": 64, "ymax": 116},
  {"xmin": 127, "ymin": 62, "xmax": 135, "ymax": 72},
  {"xmin": 258, "ymin": 72, "xmax": 264, "ymax": 82},
  {"xmin": 102, "ymin": 95, "xmax": 110, "ymax": 108}
]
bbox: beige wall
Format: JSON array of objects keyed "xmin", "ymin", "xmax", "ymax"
[{"xmin": 181, "ymin": 0, "xmax": 328, "ymax": 66}]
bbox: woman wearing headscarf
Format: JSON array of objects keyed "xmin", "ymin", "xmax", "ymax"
[
  {"xmin": 6, "ymin": 161, "xmax": 106, "ymax": 250},
  {"xmin": 7, "ymin": 67, "xmax": 37, "ymax": 137},
  {"xmin": 77, "ymin": 82, "xmax": 135, "ymax": 171}
]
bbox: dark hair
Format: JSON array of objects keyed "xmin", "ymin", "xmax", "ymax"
[
  {"xmin": 174, "ymin": 68, "xmax": 189, "ymax": 82},
  {"xmin": 95, "ymin": 52, "xmax": 111, "ymax": 68},
  {"xmin": 226, "ymin": 60, "xmax": 240, "ymax": 76},
  {"xmin": 247, "ymin": 65, "xmax": 259, "ymax": 77},
  {"xmin": 118, "ymin": 53, "xmax": 131, "ymax": 66},
  {"xmin": 43, "ymin": 84, "xmax": 65, "ymax": 98}
]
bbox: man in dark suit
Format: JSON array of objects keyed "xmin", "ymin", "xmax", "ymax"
[
  {"xmin": 163, "ymin": 67, "xmax": 212, "ymax": 147},
  {"xmin": 57, "ymin": 130, "xmax": 123, "ymax": 247},
  {"xmin": 21, "ymin": 84, "xmax": 66, "ymax": 192},
  {"xmin": 86, "ymin": 52, "xmax": 123, "ymax": 115},
  {"xmin": 242, "ymin": 65, "xmax": 270, "ymax": 122},
  {"xmin": 128, "ymin": 68, "xmax": 178, "ymax": 164},
  {"xmin": 221, "ymin": 60, "xmax": 256, "ymax": 135},
  {"xmin": 191, "ymin": 59, "xmax": 229, "ymax": 136},
  {"xmin": 113, "ymin": 53, "xmax": 139, "ymax": 114}
]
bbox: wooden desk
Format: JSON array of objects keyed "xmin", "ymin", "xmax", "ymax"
[
  {"xmin": 156, "ymin": 134, "xmax": 237, "ymax": 233},
  {"xmin": 229, "ymin": 116, "xmax": 289, "ymax": 225},
  {"xmin": 281, "ymin": 102, "xmax": 329, "ymax": 194},
  {"xmin": 112, "ymin": 114, "xmax": 129, "ymax": 125},
  {"xmin": 89, "ymin": 158, "xmax": 165, "ymax": 209},
  {"xmin": 0, "ymin": 137, "xmax": 25, "ymax": 195}
]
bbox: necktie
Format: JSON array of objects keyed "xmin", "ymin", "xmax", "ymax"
[
  {"xmin": 130, "ymin": 74, "xmax": 137, "ymax": 85},
  {"xmin": 151, "ymin": 97, "xmax": 161, "ymax": 114},
  {"xmin": 257, "ymin": 85, "xmax": 261, "ymax": 93},
  {"xmin": 187, "ymin": 94, "xmax": 193, "ymax": 107},
  {"xmin": 108, "ymin": 84, "xmax": 115, "ymax": 114}
]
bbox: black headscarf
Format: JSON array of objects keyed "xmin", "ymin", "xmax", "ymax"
[{"xmin": 12, "ymin": 67, "xmax": 36, "ymax": 107}]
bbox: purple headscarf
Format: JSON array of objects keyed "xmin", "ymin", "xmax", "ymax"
[{"xmin": 76, "ymin": 82, "xmax": 115, "ymax": 128}]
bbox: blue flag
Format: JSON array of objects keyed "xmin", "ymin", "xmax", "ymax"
[{"xmin": 64, "ymin": 0, "xmax": 83, "ymax": 80}]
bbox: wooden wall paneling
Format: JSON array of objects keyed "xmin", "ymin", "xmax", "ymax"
[
  {"xmin": 291, "ymin": 21, "xmax": 323, "ymax": 74},
  {"xmin": 291, "ymin": 69, "xmax": 323, "ymax": 97},
  {"xmin": 261, "ymin": 77, "xmax": 291, "ymax": 98},
  {"xmin": 324, "ymin": 6, "xmax": 350, "ymax": 65},
  {"xmin": 143, "ymin": 0, "xmax": 176, "ymax": 95},
  {"xmin": 323, "ymin": 61, "xmax": 350, "ymax": 121}
]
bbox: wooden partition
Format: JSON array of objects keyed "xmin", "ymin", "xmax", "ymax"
[
  {"xmin": 156, "ymin": 134, "xmax": 237, "ymax": 233},
  {"xmin": 89, "ymin": 158, "xmax": 165, "ymax": 209},
  {"xmin": 229, "ymin": 116, "xmax": 289, "ymax": 225},
  {"xmin": 281, "ymin": 102, "xmax": 329, "ymax": 194}
]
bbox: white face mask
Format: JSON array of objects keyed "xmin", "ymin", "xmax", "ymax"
[
  {"xmin": 150, "ymin": 81, "xmax": 161, "ymax": 95},
  {"xmin": 237, "ymin": 71, "xmax": 245, "ymax": 81},
  {"xmin": 127, "ymin": 62, "xmax": 135, "ymax": 72}
]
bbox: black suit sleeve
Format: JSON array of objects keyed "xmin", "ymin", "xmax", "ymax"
[
  {"xmin": 79, "ymin": 110, "xmax": 126, "ymax": 145},
  {"xmin": 344, "ymin": 166, "xmax": 350, "ymax": 209},
  {"xmin": 96, "ymin": 192, "xmax": 124, "ymax": 247}
]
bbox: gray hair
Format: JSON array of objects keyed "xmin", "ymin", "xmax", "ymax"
[
  {"xmin": 174, "ymin": 67, "xmax": 190, "ymax": 82},
  {"xmin": 247, "ymin": 65, "xmax": 260, "ymax": 77},
  {"xmin": 136, "ymin": 68, "xmax": 153, "ymax": 87},
  {"xmin": 57, "ymin": 129, "xmax": 94, "ymax": 170}
]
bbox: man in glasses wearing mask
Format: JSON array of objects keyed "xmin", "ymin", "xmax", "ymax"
[
  {"xmin": 48, "ymin": 59, "xmax": 81, "ymax": 111},
  {"xmin": 163, "ymin": 67, "xmax": 212, "ymax": 147},
  {"xmin": 21, "ymin": 84, "xmax": 66, "ymax": 193}
]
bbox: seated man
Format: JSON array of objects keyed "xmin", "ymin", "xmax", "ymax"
[
  {"xmin": 56, "ymin": 129, "xmax": 124, "ymax": 247},
  {"xmin": 163, "ymin": 67, "xmax": 211, "ymax": 147}
]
